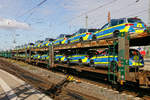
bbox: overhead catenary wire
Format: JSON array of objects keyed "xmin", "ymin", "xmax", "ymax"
[
  {"xmin": 69, "ymin": 0, "xmax": 139, "ymax": 25},
  {"xmin": 17, "ymin": 0, "xmax": 47, "ymax": 20},
  {"xmin": 14, "ymin": 0, "xmax": 48, "ymax": 46},
  {"xmin": 132, "ymin": 10, "xmax": 148, "ymax": 17},
  {"xmin": 65, "ymin": 0, "xmax": 120, "ymax": 34},
  {"xmin": 68, "ymin": 0, "xmax": 142, "ymax": 31},
  {"xmin": 109, "ymin": 0, "xmax": 141, "ymax": 16},
  {"xmin": 68, "ymin": 0, "xmax": 142, "ymax": 32},
  {"xmin": 88, "ymin": 8, "xmax": 147, "ymax": 28},
  {"xmin": 58, "ymin": 0, "xmax": 118, "ymax": 26},
  {"xmin": 125, "ymin": 9, "xmax": 148, "ymax": 17},
  {"xmin": 87, "ymin": 9, "xmax": 148, "ymax": 29}
]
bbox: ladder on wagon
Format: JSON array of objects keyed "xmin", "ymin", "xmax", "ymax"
[{"xmin": 107, "ymin": 32, "xmax": 130, "ymax": 85}]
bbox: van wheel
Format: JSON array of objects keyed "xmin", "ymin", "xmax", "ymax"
[
  {"xmin": 92, "ymin": 35, "xmax": 96, "ymax": 40},
  {"xmin": 59, "ymin": 41, "xmax": 62, "ymax": 45},
  {"xmin": 113, "ymin": 30, "xmax": 120, "ymax": 38},
  {"xmin": 110, "ymin": 61, "xmax": 118, "ymax": 72},
  {"xmin": 68, "ymin": 40, "xmax": 70, "ymax": 44},
  {"xmin": 59, "ymin": 58, "xmax": 61, "ymax": 62},
  {"xmin": 79, "ymin": 59, "xmax": 82, "ymax": 66},
  {"xmin": 79, "ymin": 37, "xmax": 83, "ymax": 42},
  {"xmin": 90, "ymin": 60, "xmax": 95, "ymax": 68},
  {"xmin": 67, "ymin": 59, "xmax": 70, "ymax": 65}
]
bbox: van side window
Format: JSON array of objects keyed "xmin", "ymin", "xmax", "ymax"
[
  {"xmin": 110, "ymin": 19, "xmax": 118, "ymax": 26},
  {"xmin": 119, "ymin": 19, "xmax": 124, "ymax": 24},
  {"xmin": 100, "ymin": 23, "xmax": 109, "ymax": 30},
  {"xmin": 100, "ymin": 50, "xmax": 107, "ymax": 56}
]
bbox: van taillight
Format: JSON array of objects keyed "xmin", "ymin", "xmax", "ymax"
[
  {"xmin": 64, "ymin": 37, "xmax": 67, "ymax": 40},
  {"xmin": 125, "ymin": 24, "xmax": 134, "ymax": 26},
  {"xmin": 85, "ymin": 56, "xmax": 89, "ymax": 58},
  {"xmin": 86, "ymin": 33, "xmax": 92, "ymax": 35},
  {"xmin": 144, "ymin": 24, "xmax": 147, "ymax": 27}
]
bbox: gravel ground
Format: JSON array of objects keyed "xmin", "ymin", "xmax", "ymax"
[
  {"xmin": 0, "ymin": 58, "xmax": 102, "ymax": 100},
  {"xmin": 1, "ymin": 58, "xmax": 147, "ymax": 100}
]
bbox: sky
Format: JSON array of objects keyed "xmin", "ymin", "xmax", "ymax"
[{"xmin": 0, "ymin": 0, "xmax": 149, "ymax": 50}]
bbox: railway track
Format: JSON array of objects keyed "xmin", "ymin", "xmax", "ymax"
[
  {"xmin": 0, "ymin": 58, "xmax": 101, "ymax": 100},
  {"xmin": 1, "ymin": 58, "xmax": 150, "ymax": 100},
  {"xmin": 52, "ymin": 65, "xmax": 150, "ymax": 100},
  {"xmin": 31, "ymin": 62, "xmax": 150, "ymax": 100}
]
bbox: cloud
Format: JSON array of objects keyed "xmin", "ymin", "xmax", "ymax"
[
  {"xmin": 0, "ymin": 5, "xmax": 3, "ymax": 9},
  {"xmin": 0, "ymin": 17, "xmax": 31, "ymax": 30}
]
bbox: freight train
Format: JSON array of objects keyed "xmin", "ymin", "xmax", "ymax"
[{"xmin": 0, "ymin": 17, "xmax": 150, "ymax": 87}]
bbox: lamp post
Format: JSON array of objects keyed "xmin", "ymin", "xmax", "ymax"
[
  {"xmin": 85, "ymin": 15, "xmax": 88, "ymax": 32},
  {"xmin": 148, "ymin": 0, "xmax": 150, "ymax": 26},
  {"xmin": 13, "ymin": 31, "xmax": 16, "ymax": 49}
]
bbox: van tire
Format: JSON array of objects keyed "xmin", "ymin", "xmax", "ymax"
[
  {"xmin": 59, "ymin": 58, "xmax": 61, "ymax": 62},
  {"xmin": 67, "ymin": 59, "xmax": 70, "ymax": 65},
  {"xmin": 79, "ymin": 59, "xmax": 82, "ymax": 66},
  {"xmin": 79, "ymin": 37, "xmax": 83, "ymax": 42},
  {"xmin": 59, "ymin": 41, "xmax": 62, "ymax": 45},
  {"xmin": 90, "ymin": 60, "xmax": 95, "ymax": 68},
  {"xmin": 113, "ymin": 30, "xmax": 120, "ymax": 38},
  {"xmin": 68, "ymin": 40, "xmax": 70, "ymax": 44},
  {"xmin": 92, "ymin": 35, "xmax": 96, "ymax": 40}
]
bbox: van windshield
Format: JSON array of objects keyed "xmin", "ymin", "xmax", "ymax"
[
  {"xmin": 129, "ymin": 49, "xmax": 140, "ymax": 57},
  {"xmin": 88, "ymin": 50, "xmax": 99, "ymax": 56},
  {"xmin": 127, "ymin": 18, "xmax": 144, "ymax": 24},
  {"xmin": 100, "ymin": 23, "xmax": 109, "ymax": 30},
  {"xmin": 66, "ymin": 35, "xmax": 72, "ymax": 38},
  {"xmin": 88, "ymin": 29, "xmax": 99, "ymax": 32}
]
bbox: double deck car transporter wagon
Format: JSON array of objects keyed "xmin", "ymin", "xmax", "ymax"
[{"xmin": 3, "ymin": 31, "xmax": 150, "ymax": 87}]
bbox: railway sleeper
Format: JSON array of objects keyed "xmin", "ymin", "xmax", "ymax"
[{"xmin": 45, "ymin": 74, "xmax": 80, "ymax": 98}]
